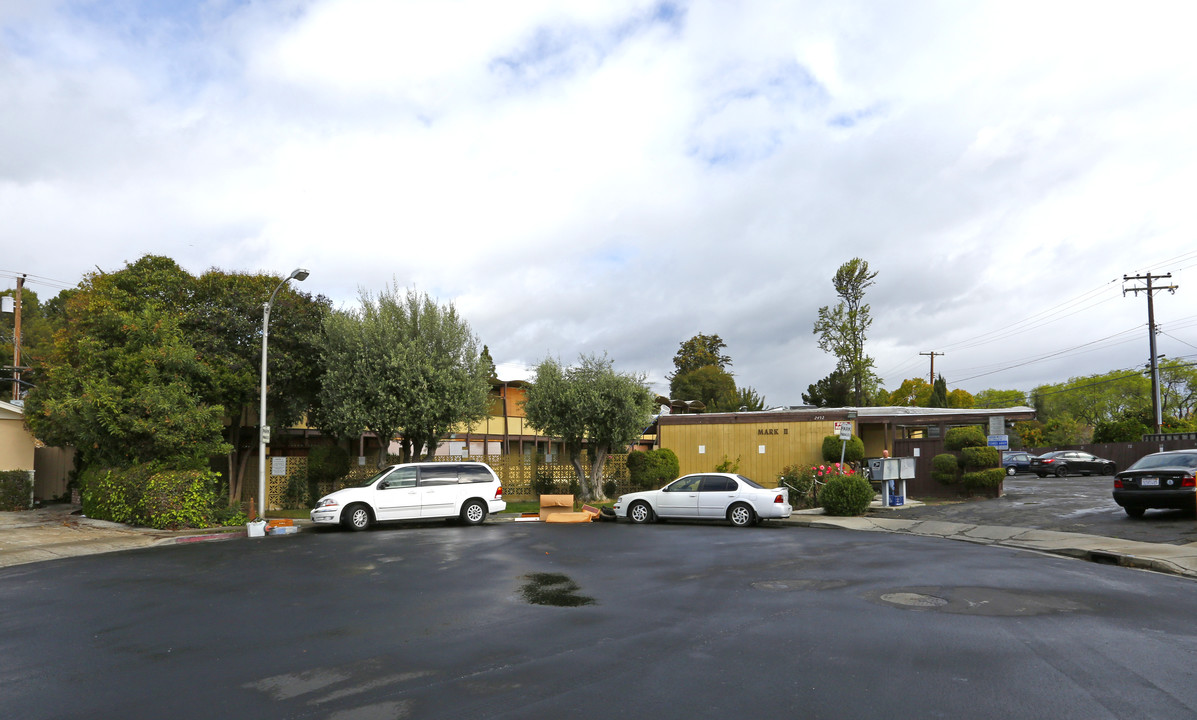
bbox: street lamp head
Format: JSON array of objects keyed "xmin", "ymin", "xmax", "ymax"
[{"xmin": 290, "ymin": 268, "xmax": 310, "ymax": 282}]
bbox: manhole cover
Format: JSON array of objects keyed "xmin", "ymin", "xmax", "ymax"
[{"xmin": 879, "ymin": 592, "xmax": 948, "ymax": 608}]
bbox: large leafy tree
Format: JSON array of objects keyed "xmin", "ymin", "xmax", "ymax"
[
  {"xmin": 886, "ymin": 377, "xmax": 933, "ymax": 407},
  {"xmin": 1033, "ymin": 370, "xmax": 1149, "ymax": 427},
  {"xmin": 812, "ymin": 258, "xmax": 878, "ymax": 406},
  {"xmin": 523, "ymin": 354, "xmax": 655, "ymax": 501},
  {"xmin": 974, "ymin": 388, "xmax": 1028, "ymax": 408},
  {"xmin": 24, "ymin": 258, "xmax": 230, "ymax": 468},
  {"xmin": 318, "ymin": 284, "xmax": 491, "ymax": 467},
  {"xmin": 668, "ymin": 333, "xmax": 732, "ymax": 379},
  {"xmin": 185, "ymin": 269, "xmax": 329, "ymax": 503},
  {"xmin": 802, "ymin": 368, "xmax": 851, "ymax": 407},
  {"xmin": 671, "ymin": 364, "xmax": 736, "ymax": 411}
]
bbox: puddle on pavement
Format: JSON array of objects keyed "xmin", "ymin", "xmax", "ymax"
[
  {"xmin": 867, "ymin": 586, "xmax": 1090, "ymax": 616},
  {"xmin": 520, "ymin": 572, "xmax": 595, "ymax": 607}
]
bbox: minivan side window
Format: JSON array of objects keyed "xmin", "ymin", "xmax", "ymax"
[
  {"xmin": 418, "ymin": 465, "xmax": 460, "ymax": 486},
  {"xmin": 458, "ymin": 465, "xmax": 495, "ymax": 484}
]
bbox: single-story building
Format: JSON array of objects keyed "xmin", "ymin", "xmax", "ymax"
[{"xmin": 656, "ymin": 405, "xmax": 1037, "ymax": 483}]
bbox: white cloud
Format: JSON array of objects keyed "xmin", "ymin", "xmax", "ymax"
[{"xmin": 3, "ymin": 0, "xmax": 1197, "ymax": 406}]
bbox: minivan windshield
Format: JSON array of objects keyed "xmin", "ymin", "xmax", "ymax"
[{"xmin": 350, "ymin": 468, "xmax": 393, "ymax": 488}]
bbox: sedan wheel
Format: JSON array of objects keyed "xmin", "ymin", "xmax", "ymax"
[
  {"xmin": 728, "ymin": 503, "xmax": 754, "ymax": 527},
  {"xmin": 1104, "ymin": 463, "xmax": 1116, "ymax": 475},
  {"xmin": 345, "ymin": 503, "xmax": 371, "ymax": 531},
  {"xmin": 628, "ymin": 501, "xmax": 653, "ymax": 524},
  {"xmin": 1054, "ymin": 466, "xmax": 1068, "ymax": 478},
  {"xmin": 461, "ymin": 499, "xmax": 487, "ymax": 525},
  {"xmin": 1006, "ymin": 466, "xmax": 1016, "ymax": 476}
]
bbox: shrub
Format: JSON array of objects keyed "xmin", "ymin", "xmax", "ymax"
[
  {"xmin": 0, "ymin": 470, "xmax": 33, "ymax": 511},
  {"xmin": 818, "ymin": 474, "xmax": 875, "ymax": 516},
  {"xmin": 308, "ymin": 444, "xmax": 351, "ymax": 500},
  {"xmin": 627, "ymin": 449, "xmax": 681, "ymax": 489},
  {"xmin": 931, "ymin": 454, "xmax": 959, "ymax": 485},
  {"xmin": 141, "ymin": 469, "xmax": 226, "ymax": 530},
  {"xmin": 714, "ymin": 455, "xmax": 741, "ymax": 473},
  {"xmin": 960, "ymin": 446, "xmax": 1000, "ymax": 471},
  {"xmin": 962, "ymin": 468, "xmax": 1006, "ymax": 491},
  {"xmin": 821, "ymin": 435, "xmax": 864, "ymax": 463},
  {"xmin": 778, "ymin": 465, "xmax": 821, "ymax": 509},
  {"xmin": 945, "ymin": 426, "xmax": 986, "ymax": 451},
  {"xmin": 531, "ymin": 470, "xmax": 557, "ymax": 496},
  {"xmin": 80, "ymin": 465, "xmax": 154, "ymax": 525},
  {"xmin": 602, "ymin": 479, "xmax": 617, "ymax": 498}
]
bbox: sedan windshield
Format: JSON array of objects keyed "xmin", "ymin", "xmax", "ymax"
[{"xmin": 1129, "ymin": 453, "xmax": 1197, "ymax": 470}]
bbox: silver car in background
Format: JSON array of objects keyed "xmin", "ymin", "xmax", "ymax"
[{"xmin": 613, "ymin": 472, "xmax": 791, "ymax": 527}]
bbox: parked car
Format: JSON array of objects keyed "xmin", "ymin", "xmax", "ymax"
[
  {"xmin": 1112, "ymin": 450, "xmax": 1197, "ymax": 518},
  {"xmin": 1002, "ymin": 451, "xmax": 1035, "ymax": 476},
  {"xmin": 310, "ymin": 462, "xmax": 506, "ymax": 530},
  {"xmin": 612, "ymin": 473, "xmax": 791, "ymax": 527},
  {"xmin": 1029, "ymin": 451, "xmax": 1116, "ymax": 477}
]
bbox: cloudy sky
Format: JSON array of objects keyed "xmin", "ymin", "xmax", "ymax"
[{"xmin": 3, "ymin": 0, "xmax": 1196, "ymax": 406}]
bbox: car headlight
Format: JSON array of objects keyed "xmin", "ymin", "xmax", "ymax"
[{"xmin": 314, "ymin": 498, "xmax": 338, "ymax": 509}]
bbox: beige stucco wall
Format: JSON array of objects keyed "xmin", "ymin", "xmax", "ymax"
[{"xmin": 0, "ymin": 406, "xmax": 36, "ymax": 471}]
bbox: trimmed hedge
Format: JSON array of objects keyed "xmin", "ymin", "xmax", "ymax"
[
  {"xmin": 0, "ymin": 470, "xmax": 33, "ymax": 511},
  {"xmin": 960, "ymin": 446, "xmax": 1000, "ymax": 471},
  {"xmin": 962, "ymin": 468, "xmax": 1006, "ymax": 491},
  {"xmin": 818, "ymin": 474, "xmax": 874, "ymax": 516},
  {"xmin": 931, "ymin": 454, "xmax": 959, "ymax": 485},
  {"xmin": 627, "ymin": 449, "xmax": 681, "ymax": 490},
  {"xmin": 945, "ymin": 426, "xmax": 987, "ymax": 451},
  {"xmin": 821, "ymin": 435, "xmax": 865, "ymax": 463}
]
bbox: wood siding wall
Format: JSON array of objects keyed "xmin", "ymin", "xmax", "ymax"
[{"xmin": 661, "ymin": 419, "xmax": 839, "ymax": 485}]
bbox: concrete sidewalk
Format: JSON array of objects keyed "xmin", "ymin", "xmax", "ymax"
[
  {"xmin": 783, "ymin": 510, "xmax": 1197, "ymax": 580},
  {"xmin": 4, "ymin": 502, "xmax": 1197, "ymax": 581}
]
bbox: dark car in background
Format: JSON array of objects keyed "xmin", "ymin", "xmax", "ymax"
[
  {"xmin": 1002, "ymin": 451, "xmax": 1035, "ymax": 476},
  {"xmin": 1030, "ymin": 450, "xmax": 1116, "ymax": 478},
  {"xmin": 1113, "ymin": 450, "xmax": 1197, "ymax": 518}
]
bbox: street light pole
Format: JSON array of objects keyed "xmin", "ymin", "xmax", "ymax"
[{"xmin": 258, "ymin": 268, "xmax": 309, "ymax": 519}]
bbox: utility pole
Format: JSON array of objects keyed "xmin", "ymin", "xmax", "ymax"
[
  {"xmin": 1123, "ymin": 273, "xmax": 1178, "ymax": 434},
  {"xmin": 11, "ymin": 275, "xmax": 23, "ymax": 402},
  {"xmin": 920, "ymin": 351, "xmax": 943, "ymax": 386}
]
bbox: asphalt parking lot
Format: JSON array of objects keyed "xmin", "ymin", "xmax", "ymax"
[{"xmin": 894, "ymin": 474, "xmax": 1197, "ymax": 546}]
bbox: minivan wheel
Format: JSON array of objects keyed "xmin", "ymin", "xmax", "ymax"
[
  {"xmin": 461, "ymin": 499, "xmax": 487, "ymax": 525},
  {"xmin": 344, "ymin": 503, "xmax": 371, "ymax": 531}
]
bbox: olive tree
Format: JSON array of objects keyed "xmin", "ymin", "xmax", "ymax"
[{"xmin": 523, "ymin": 354, "xmax": 655, "ymax": 501}]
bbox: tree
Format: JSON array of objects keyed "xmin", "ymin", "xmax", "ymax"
[
  {"xmin": 974, "ymin": 388, "xmax": 1028, "ymax": 408},
  {"xmin": 671, "ymin": 365, "xmax": 736, "ymax": 411},
  {"xmin": 886, "ymin": 377, "xmax": 932, "ymax": 407},
  {"xmin": 1093, "ymin": 410, "xmax": 1152, "ymax": 443},
  {"xmin": 812, "ymin": 258, "xmax": 878, "ymax": 406},
  {"xmin": 946, "ymin": 388, "xmax": 975, "ymax": 409},
  {"xmin": 731, "ymin": 386, "xmax": 766, "ymax": 412},
  {"xmin": 668, "ymin": 333, "xmax": 731, "ymax": 379},
  {"xmin": 1, "ymin": 286, "xmax": 54, "ymax": 398},
  {"xmin": 479, "ymin": 345, "xmax": 498, "ymax": 381},
  {"xmin": 318, "ymin": 284, "xmax": 491, "ymax": 467},
  {"xmin": 523, "ymin": 354, "xmax": 655, "ymax": 501},
  {"xmin": 802, "ymin": 368, "xmax": 851, "ymax": 407},
  {"xmin": 24, "ymin": 259, "xmax": 231, "ymax": 469},
  {"xmin": 185, "ymin": 269, "xmax": 329, "ymax": 504},
  {"xmin": 1160, "ymin": 359, "xmax": 1197, "ymax": 420},
  {"xmin": 929, "ymin": 374, "xmax": 948, "ymax": 408},
  {"xmin": 1033, "ymin": 370, "xmax": 1149, "ymax": 427}
]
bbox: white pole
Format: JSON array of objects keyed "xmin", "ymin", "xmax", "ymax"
[{"xmin": 258, "ymin": 269, "xmax": 308, "ymax": 519}]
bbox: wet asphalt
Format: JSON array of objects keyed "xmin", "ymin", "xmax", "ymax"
[
  {"xmin": 894, "ymin": 474, "xmax": 1197, "ymax": 546},
  {"xmin": 4, "ymin": 518, "xmax": 1197, "ymax": 719}
]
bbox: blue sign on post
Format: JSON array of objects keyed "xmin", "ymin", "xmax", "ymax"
[{"xmin": 987, "ymin": 434, "xmax": 1009, "ymax": 450}]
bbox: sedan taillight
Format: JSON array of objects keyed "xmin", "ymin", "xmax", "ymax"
[
  {"xmin": 1183, "ymin": 475, "xmax": 1196, "ymax": 488},
  {"xmin": 774, "ymin": 494, "xmax": 784, "ymax": 503},
  {"xmin": 1114, "ymin": 478, "xmax": 1123, "ymax": 489},
  {"xmin": 1041, "ymin": 458, "xmax": 1055, "ymax": 464}
]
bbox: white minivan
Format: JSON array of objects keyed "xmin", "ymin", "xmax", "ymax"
[{"xmin": 310, "ymin": 462, "xmax": 506, "ymax": 530}]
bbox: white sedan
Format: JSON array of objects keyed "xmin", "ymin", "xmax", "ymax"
[{"xmin": 612, "ymin": 473, "xmax": 791, "ymax": 527}]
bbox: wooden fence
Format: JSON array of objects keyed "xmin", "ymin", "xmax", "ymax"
[{"xmin": 308, "ymin": 453, "xmax": 633, "ymax": 504}]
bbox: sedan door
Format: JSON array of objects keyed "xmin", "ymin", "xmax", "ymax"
[
  {"xmin": 655, "ymin": 475, "xmax": 703, "ymax": 518},
  {"xmin": 698, "ymin": 475, "xmax": 739, "ymax": 518}
]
